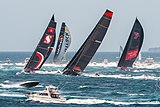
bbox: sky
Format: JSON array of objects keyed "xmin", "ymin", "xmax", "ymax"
[{"xmin": 0, "ymin": 0, "xmax": 160, "ymax": 52}]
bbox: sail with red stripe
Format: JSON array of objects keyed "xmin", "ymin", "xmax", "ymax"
[
  {"xmin": 24, "ymin": 15, "xmax": 56, "ymax": 72},
  {"xmin": 62, "ymin": 9, "xmax": 113, "ymax": 76},
  {"xmin": 117, "ymin": 18, "xmax": 144, "ymax": 69}
]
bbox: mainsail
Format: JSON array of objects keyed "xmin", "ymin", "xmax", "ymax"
[
  {"xmin": 62, "ymin": 9, "xmax": 113, "ymax": 75},
  {"xmin": 53, "ymin": 22, "xmax": 71, "ymax": 63},
  {"xmin": 24, "ymin": 15, "xmax": 56, "ymax": 72},
  {"xmin": 117, "ymin": 18, "xmax": 144, "ymax": 69}
]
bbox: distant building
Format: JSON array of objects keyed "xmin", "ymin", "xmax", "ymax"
[{"xmin": 148, "ymin": 47, "xmax": 160, "ymax": 52}]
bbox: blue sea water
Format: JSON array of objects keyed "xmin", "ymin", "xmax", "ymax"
[{"xmin": 0, "ymin": 52, "xmax": 160, "ymax": 107}]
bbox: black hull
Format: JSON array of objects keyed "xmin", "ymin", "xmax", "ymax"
[
  {"xmin": 20, "ymin": 81, "xmax": 39, "ymax": 88},
  {"xmin": 63, "ymin": 70, "xmax": 80, "ymax": 76}
]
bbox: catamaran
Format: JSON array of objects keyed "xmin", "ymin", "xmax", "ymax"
[
  {"xmin": 117, "ymin": 18, "xmax": 144, "ymax": 70},
  {"xmin": 62, "ymin": 9, "xmax": 113, "ymax": 76},
  {"xmin": 24, "ymin": 15, "xmax": 56, "ymax": 72},
  {"xmin": 53, "ymin": 22, "xmax": 71, "ymax": 64}
]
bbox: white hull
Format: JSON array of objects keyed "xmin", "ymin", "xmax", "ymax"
[{"xmin": 27, "ymin": 94, "xmax": 66, "ymax": 102}]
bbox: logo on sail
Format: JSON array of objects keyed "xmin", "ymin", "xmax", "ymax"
[
  {"xmin": 47, "ymin": 27, "xmax": 55, "ymax": 34},
  {"xmin": 43, "ymin": 34, "xmax": 53, "ymax": 44},
  {"xmin": 65, "ymin": 33, "xmax": 70, "ymax": 51},
  {"xmin": 133, "ymin": 32, "xmax": 139, "ymax": 39},
  {"xmin": 125, "ymin": 49, "xmax": 138, "ymax": 60},
  {"xmin": 73, "ymin": 66, "xmax": 82, "ymax": 72}
]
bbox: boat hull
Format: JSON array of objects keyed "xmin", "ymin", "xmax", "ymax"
[
  {"xmin": 63, "ymin": 70, "xmax": 80, "ymax": 76},
  {"xmin": 26, "ymin": 93, "xmax": 66, "ymax": 102},
  {"xmin": 19, "ymin": 81, "xmax": 39, "ymax": 88}
]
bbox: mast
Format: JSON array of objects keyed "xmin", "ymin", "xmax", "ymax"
[
  {"xmin": 53, "ymin": 22, "xmax": 71, "ymax": 64},
  {"xmin": 63, "ymin": 9, "xmax": 113, "ymax": 75},
  {"xmin": 117, "ymin": 18, "xmax": 144, "ymax": 68},
  {"xmin": 24, "ymin": 15, "xmax": 56, "ymax": 72}
]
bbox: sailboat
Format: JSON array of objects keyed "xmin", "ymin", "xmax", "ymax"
[
  {"xmin": 116, "ymin": 45, "xmax": 123, "ymax": 59},
  {"xmin": 62, "ymin": 9, "xmax": 113, "ymax": 76},
  {"xmin": 53, "ymin": 22, "xmax": 71, "ymax": 64},
  {"xmin": 117, "ymin": 18, "xmax": 144, "ymax": 70},
  {"xmin": 24, "ymin": 15, "xmax": 56, "ymax": 72}
]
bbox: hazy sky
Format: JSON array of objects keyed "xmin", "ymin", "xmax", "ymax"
[{"xmin": 0, "ymin": 0, "xmax": 160, "ymax": 52}]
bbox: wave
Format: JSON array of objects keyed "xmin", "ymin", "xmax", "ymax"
[
  {"xmin": 27, "ymin": 97, "xmax": 160, "ymax": 105},
  {"xmin": 0, "ymin": 83, "xmax": 23, "ymax": 88},
  {"xmin": 134, "ymin": 63, "xmax": 160, "ymax": 69},
  {"xmin": 105, "ymin": 74, "xmax": 160, "ymax": 80},
  {"xmin": 128, "ymin": 93, "xmax": 145, "ymax": 96},
  {"xmin": 0, "ymin": 63, "xmax": 14, "ymax": 66},
  {"xmin": 15, "ymin": 62, "xmax": 67, "ymax": 67},
  {"xmin": 83, "ymin": 73, "xmax": 160, "ymax": 80},
  {"xmin": 34, "ymin": 70, "xmax": 62, "ymax": 75},
  {"xmin": 27, "ymin": 98, "xmax": 106, "ymax": 104},
  {"xmin": 0, "ymin": 93, "xmax": 25, "ymax": 98},
  {"xmin": 88, "ymin": 62, "xmax": 117, "ymax": 67},
  {"xmin": 66, "ymin": 99, "xmax": 106, "ymax": 104},
  {"xmin": 15, "ymin": 70, "xmax": 63, "ymax": 75},
  {"xmin": 105, "ymin": 100, "xmax": 160, "ymax": 105},
  {"xmin": 0, "ymin": 80, "xmax": 41, "ymax": 88},
  {"xmin": 15, "ymin": 62, "xmax": 117, "ymax": 68},
  {"xmin": 79, "ymin": 85, "xmax": 90, "ymax": 89}
]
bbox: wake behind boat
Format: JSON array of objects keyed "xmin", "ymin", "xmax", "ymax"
[
  {"xmin": 0, "ymin": 81, "xmax": 39, "ymax": 88},
  {"xmin": 26, "ymin": 85, "xmax": 66, "ymax": 102}
]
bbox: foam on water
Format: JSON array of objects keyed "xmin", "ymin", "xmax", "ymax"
[
  {"xmin": 27, "ymin": 98, "xmax": 106, "ymax": 104},
  {"xmin": 0, "ymin": 93, "xmax": 26, "ymax": 98},
  {"xmin": 83, "ymin": 73, "xmax": 160, "ymax": 80},
  {"xmin": 27, "ymin": 98, "xmax": 160, "ymax": 105},
  {"xmin": 105, "ymin": 74, "xmax": 160, "ymax": 80},
  {"xmin": 0, "ymin": 83, "xmax": 23, "ymax": 88},
  {"xmin": 43, "ymin": 63, "xmax": 66, "ymax": 67},
  {"xmin": 79, "ymin": 85, "xmax": 89, "ymax": 89},
  {"xmin": 66, "ymin": 99, "xmax": 106, "ymax": 104},
  {"xmin": 0, "ymin": 80, "xmax": 40, "ymax": 88},
  {"xmin": 103, "ymin": 100, "xmax": 160, "ymax": 105},
  {"xmin": 34, "ymin": 70, "xmax": 62, "ymax": 75}
]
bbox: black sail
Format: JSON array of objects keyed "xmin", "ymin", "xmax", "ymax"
[
  {"xmin": 117, "ymin": 18, "xmax": 144, "ymax": 68},
  {"xmin": 24, "ymin": 15, "xmax": 56, "ymax": 72},
  {"xmin": 63, "ymin": 9, "xmax": 113, "ymax": 75}
]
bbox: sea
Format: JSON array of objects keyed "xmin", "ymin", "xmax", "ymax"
[{"xmin": 0, "ymin": 52, "xmax": 160, "ymax": 107}]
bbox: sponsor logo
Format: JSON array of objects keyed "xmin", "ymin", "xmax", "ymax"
[
  {"xmin": 95, "ymin": 40, "xmax": 101, "ymax": 44},
  {"xmin": 43, "ymin": 34, "xmax": 53, "ymax": 44},
  {"xmin": 125, "ymin": 49, "xmax": 138, "ymax": 60},
  {"xmin": 133, "ymin": 32, "xmax": 139, "ymax": 39},
  {"xmin": 64, "ymin": 33, "xmax": 70, "ymax": 52},
  {"xmin": 55, "ymin": 35, "xmax": 63, "ymax": 55},
  {"xmin": 47, "ymin": 27, "xmax": 54, "ymax": 34},
  {"xmin": 73, "ymin": 66, "xmax": 82, "ymax": 72}
]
